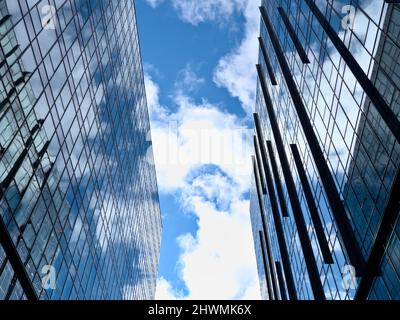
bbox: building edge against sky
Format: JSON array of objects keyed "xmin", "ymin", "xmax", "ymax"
[
  {"xmin": 250, "ymin": 0, "xmax": 400, "ymax": 300},
  {"xmin": 0, "ymin": 0, "xmax": 161, "ymax": 300}
]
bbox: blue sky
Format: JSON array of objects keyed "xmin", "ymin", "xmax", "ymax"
[{"xmin": 135, "ymin": 0, "xmax": 261, "ymax": 299}]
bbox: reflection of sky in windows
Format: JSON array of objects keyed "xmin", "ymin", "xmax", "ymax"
[
  {"xmin": 0, "ymin": 0, "xmax": 161, "ymax": 300},
  {"xmin": 251, "ymin": 0, "xmax": 399, "ymax": 300}
]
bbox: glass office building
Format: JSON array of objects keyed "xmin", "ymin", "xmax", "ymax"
[
  {"xmin": 250, "ymin": 0, "xmax": 400, "ymax": 300},
  {"xmin": 0, "ymin": 0, "xmax": 162, "ymax": 300}
]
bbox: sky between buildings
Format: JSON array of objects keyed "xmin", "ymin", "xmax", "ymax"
[{"xmin": 135, "ymin": 0, "xmax": 261, "ymax": 300}]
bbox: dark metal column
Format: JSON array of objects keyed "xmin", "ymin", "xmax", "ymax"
[
  {"xmin": 258, "ymin": 37, "xmax": 278, "ymax": 85},
  {"xmin": 290, "ymin": 144, "xmax": 333, "ymax": 264},
  {"xmin": 253, "ymin": 127, "xmax": 298, "ymax": 300},
  {"xmin": 253, "ymin": 156, "xmax": 275, "ymax": 299},
  {"xmin": 256, "ymin": 64, "xmax": 325, "ymax": 300},
  {"xmin": 275, "ymin": 261, "xmax": 288, "ymax": 301},
  {"xmin": 254, "ymin": 114, "xmax": 271, "ymax": 192},
  {"xmin": 0, "ymin": 218, "xmax": 38, "ymax": 300},
  {"xmin": 258, "ymin": 232, "xmax": 274, "ymax": 300},
  {"xmin": 277, "ymin": 6, "xmax": 310, "ymax": 64},
  {"xmin": 260, "ymin": 5, "xmax": 365, "ymax": 274},
  {"xmin": 254, "ymin": 136, "xmax": 267, "ymax": 194},
  {"xmin": 266, "ymin": 140, "xmax": 289, "ymax": 218}
]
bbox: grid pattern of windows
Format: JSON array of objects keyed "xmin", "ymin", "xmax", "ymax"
[
  {"xmin": 250, "ymin": 0, "xmax": 400, "ymax": 300},
  {"xmin": 347, "ymin": 3, "xmax": 400, "ymax": 300},
  {"xmin": 0, "ymin": 0, "xmax": 161, "ymax": 300},
  {"xmin": 250, "ymin": 176, "xmax": 268, "ymax": 300}
]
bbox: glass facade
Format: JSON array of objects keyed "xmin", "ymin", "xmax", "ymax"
[
  {"xmin": 250, "ymin": 0, "xmax": 400, "ymax": 300},
  {"xmin": 0, "ymin": 0, "xmax": 161, "ymax": 300}
]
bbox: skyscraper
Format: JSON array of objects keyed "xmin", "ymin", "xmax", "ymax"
[
  {"xmin": 250, "ymin": 0, "xmax": 400, "ymax": 300},
  {"xmin": 0, "ymin": 0, "xmax": 161, "ymax": 300}
]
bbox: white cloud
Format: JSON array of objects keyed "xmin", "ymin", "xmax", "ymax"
[
  {"xmin": 156, "ymin": 277, "xmax": 185, "ymax": 300},
  {"xmin": 241, "ymin": 281, "xmax": 261, "ymax": 300},
  {"xmin": 176, "ymin": 180, "xmax": 260, "ymax": 300},
  {"xmin": 146, "ymin": 73, "xmax": 252, "ymax": 193},
  {"xmin": 213, "ymin": 0, "xmax": 260, "ymax": 115},
  {"xmin": 145, "ymin": 0, "xmax": 165, "ymax": 8},
  {"xmin": 145, "ymin": 72, "xmax": 169, "ymax": 123},
  {"xmin": 145, "ymin": 71, "xmax": 260, "ymax": 300},
  {"xmin": 170, "ymin": 0, "xmax": 247, "ymax": 26},
  {"xmin": 144, "ymin": 0, "xmax": 260, "ymax": 115},
  {"xmin": 175, "ymin": 64, "xmax": 205, "ymax": 93},
  {"xmin": 145, "ymin": 0, "xmax": 249, "ymax": 26},
  {"xmin": 155, "ymin": 176, "xmax": 260, "ymax": 300}
]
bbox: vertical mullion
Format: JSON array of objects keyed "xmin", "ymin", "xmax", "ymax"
[
  {"xmin": 254, "ymin": 136, "xmax": 267, "ymax": 194},
  {"xmin": 260, "ymin": 5, "xmax": 365, "ymax": 274},
  {"xmin": 253, "ymin": 126, "xmax": 298, "ymax": 300},
  {"xmin": 256, "ymin": 64, "xmax": 326, "ymax": 300},
  {"xmin": 266, "ymin": 140, "xmax": 290, "ymax": 218},
  {"xmin": 277, "ymin": 6, "xmax": 310, "ymax": 64},
  {"xmin": 253, "ymin": 156, "xmax": 275, "ymax": 300},
  {"xmin": 290, "ymin": 144, "xmax": 334, "ymax": 264},
  {"xmin": 275, "ymin": 261, "xmax": 288, "ymax": 301}
]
